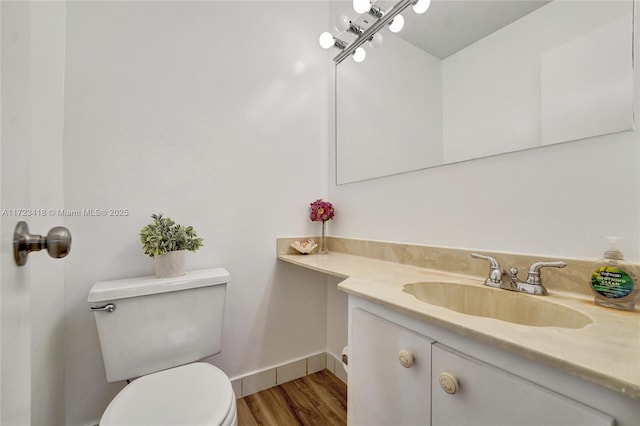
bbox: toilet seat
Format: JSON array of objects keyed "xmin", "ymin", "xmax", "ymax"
[{"xmin": 100, "ymin": 362, "xmax": 236, "ymax": 426}]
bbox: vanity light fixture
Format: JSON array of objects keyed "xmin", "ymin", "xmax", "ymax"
[
  {"xmin": 367, "ymin": 5, "xmax": 384, "ymax": 19},
  {"xmin": 348, "ymin": 22, "xmax": 365, "ymax": 36},
  {"xmin": 353, "ymin": 47, "xmax": 367, "ymax": 63},
  {"xmin": 412, "ymin": 0, "xmax": 431, "ymax": 14},
  {"xmin": 388, "ymin": 14, "xmax": 405, "ymax": 33},
  {"xmin": 319, "ymin": 31, "xmax": 366, "ymax": 63},
  {"xmin": 321, "ymin": 0, "xmax": 422, "ymax": 64},
  {"xmin": 369, "ymin": 33, "xmax": 384, "ymax": 48},
  {"xmin": 336, "ymin": 14, "xmax": 351, "ymax": 32},
  {"xmin": 353, "ymin": 0, "xmax": 372, "ymax": 14},
  {"xmin": 319, "ymin": 32, "xmax": 347, "ymax": 50}
]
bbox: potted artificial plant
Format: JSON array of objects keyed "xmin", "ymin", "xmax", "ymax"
[{"xmin": 140, "ymin": 213, "xmax": 204, "ymax": 278}]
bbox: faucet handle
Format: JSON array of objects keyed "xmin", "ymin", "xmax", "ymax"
[
  {"xmin": 514, "ymin": 261, "xmax": 566, "ymax": 295},
  {"xmin": 471, "ymin": 253, "xmax": 503, "ymax": 288},
  {"xmin": 526, "ymin": 261, "xmax": 567, "ymax": 285},
  {"xmin": 471, "ymin": 253, "xmax": 500, "ymax": 268},
  {"xmin": 528, "ymin": 261, "xmax": 567, "ymax": 273}
]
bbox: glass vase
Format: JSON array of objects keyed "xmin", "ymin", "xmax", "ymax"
[{"xmin": 319, "ymin": 220, "xmax": 329, "ymax": 254}]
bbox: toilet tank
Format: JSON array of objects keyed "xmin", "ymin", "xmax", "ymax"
[{"xmin": 88, "ymin": 268, "xmax": 230, "ymax": 383}]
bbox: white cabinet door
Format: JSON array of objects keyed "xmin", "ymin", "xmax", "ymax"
[
  {"xmin": 431, "ymin": 344, "xmax": 614, "ymax": 426},
  {"xmin": 349, "ymin": 308, "xmax": 433, "ymax": 426}
]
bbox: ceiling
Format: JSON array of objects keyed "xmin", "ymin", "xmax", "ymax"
[{"xmin": 376, "ymin": 0, "xmax": 552, "ymax": 59}]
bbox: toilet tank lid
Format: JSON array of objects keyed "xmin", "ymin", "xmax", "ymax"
[{"xmin": 88, "ymin": 268, "xmax": 230, "ymax": 303}]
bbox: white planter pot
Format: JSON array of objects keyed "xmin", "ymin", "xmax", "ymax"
[{"xmin": 153, "ymin": 250, "xmax": 186, "ymax": 278}]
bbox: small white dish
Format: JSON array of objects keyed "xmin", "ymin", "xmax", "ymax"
[{"xmin": 290, "ymin": 239, "xmax": 318, "ymax": 254}]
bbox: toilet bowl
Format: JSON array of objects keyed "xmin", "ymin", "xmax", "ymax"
[
  {"xmin": 100, "ymin": 363, "xmax": 236, "ymax": 426},
  {"xmin": 89, "ymin": 268, "xmax": 236, "ymax": 426}
]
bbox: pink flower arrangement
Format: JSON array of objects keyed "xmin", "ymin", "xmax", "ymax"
[{"xmin": 309, "ymin": 199, "xmax": 335, "ymax": 222}]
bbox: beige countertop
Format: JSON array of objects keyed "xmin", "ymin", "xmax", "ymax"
[{"xmin": 278, "ymin": 249, "xmax": 640, "ymax": 400}]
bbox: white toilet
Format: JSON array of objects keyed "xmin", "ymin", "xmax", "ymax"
[{"xmin": 88, "ymin": 268, "xmax": 237, "ymax": 426}]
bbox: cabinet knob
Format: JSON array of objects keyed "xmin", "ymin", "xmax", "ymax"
[
  {"xmin": 398, "ymin": 349, "xmax": 414, "ymax": 368},
  {"xmin": 438, "ymin": 372, "xmax": 459, "ymax": 394}
]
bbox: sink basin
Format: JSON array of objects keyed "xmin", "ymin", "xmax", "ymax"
[{"xmin": 403, "ymin": 282, "xmax": 592, "ymax": 329}]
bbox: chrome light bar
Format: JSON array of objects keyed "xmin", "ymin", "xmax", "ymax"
[{"xmin": 333, "ymin": 0, "xmax": 415, "ymax": 64}]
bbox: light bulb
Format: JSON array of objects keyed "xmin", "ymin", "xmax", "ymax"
[
  {"xmin": 353, "ymin": 47, "xmax": 366, "ymax": 63},
  {"xmin": 388, "ymin": 14, "xmax": 404, "ymax": 33},
  {"xmin": 412, "ymin": 0, "xmax": 431, "ymax": 14},
  {"xmin": 319, "ymin": 32, "xmax": 335, "ymax": 49},
  {"xmin": 369, "ymin": 33, "xmax": 384, "ymax": 48},
  {"xmin": 335, "ymin": 15, "xmax": 351, "ymax": 32},
  {"xmin": 353, "ymin": 0, "xmax": 371, "ymax": 14}
]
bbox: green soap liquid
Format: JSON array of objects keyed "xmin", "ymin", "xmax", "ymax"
[
  {"xmin": 591, "ymin": 266, "xmax": 634, "ymax": 299},
  {"xmin": 590, "ymin": 263, "xmax": 639, "ymax": 311}
]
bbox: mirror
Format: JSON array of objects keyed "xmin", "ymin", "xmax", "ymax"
[{"xmin": 336, "ymin": 0, "xmax": 634, "ymax": 184}]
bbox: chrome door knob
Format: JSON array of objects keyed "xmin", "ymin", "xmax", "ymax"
[
  {"xmin": 13, "ymin": 221, "xmax": 72, "ymax": 266},
  {"xmin": 45, "ymin": 226, "xmax": 72, "ymax": 258}
]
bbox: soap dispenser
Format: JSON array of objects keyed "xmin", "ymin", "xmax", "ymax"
[{"xmin": 589, "ymin": 237, "xmax": 639, "ymax": 311}]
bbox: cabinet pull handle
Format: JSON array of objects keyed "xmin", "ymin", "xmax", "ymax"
[
  {"xmin": 398, "ymin": 349, "xmax": 414, "ymax": 368},
  {"xmin": 438, "ymin": 372, "xmax": 459, "ymax": 395}
]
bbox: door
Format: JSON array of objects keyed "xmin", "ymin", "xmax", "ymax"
[
  {"xmin": 2, "ymin": 3, "xmax": 34, "ymax": 423},
  {"xmin": 1, "ymin": 2, "xmax": 67, "ymax": 425}
]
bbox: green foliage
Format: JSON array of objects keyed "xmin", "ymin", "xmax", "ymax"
[{"xmin": 139, "ymin": 213, "xmax": 204, "ymax": 257}]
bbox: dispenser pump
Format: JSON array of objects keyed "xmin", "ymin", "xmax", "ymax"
[{"xmin": 603, "ymin": 236, "xmax": 624, "ymax": 261}]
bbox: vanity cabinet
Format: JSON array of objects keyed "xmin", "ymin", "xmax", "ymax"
[
  {"xmin": 348, "ymin": 299, "xmax": 635, "ymax": 426},
  {"xmin": 431, "ymin": 345, "xmax": 613, "ymax": 426},
  {"xmin": 350, "ymin": 309, "xmax": 433, "ymax": 426}
]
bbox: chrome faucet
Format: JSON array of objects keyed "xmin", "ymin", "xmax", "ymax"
[
  {"xmin": 507, "ymin": 261, "xmax": 567, "ymax": 295},
  {"xmin": 470, "ymin": 253, "xmax": 509, "ymax": 289},
  {"xmin": 471, "ymin": 253, "xmax": 566, "ymax": 296}
]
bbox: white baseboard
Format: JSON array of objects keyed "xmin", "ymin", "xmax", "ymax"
[
  {"xmin": 325, "ymin": 351, "xmax": 348, "ymax": 385},
  {"xmin": 232, "ymin": 351, "xmax": 347, "ymax": 398}
]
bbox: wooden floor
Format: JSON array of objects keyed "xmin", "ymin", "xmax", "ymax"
[{"xmin": 237, "ymin": 369, "xmax": 347, "ymax": 426}]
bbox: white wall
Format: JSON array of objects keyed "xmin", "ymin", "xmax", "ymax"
[
  {"xmin": 61, "ymin": 2, "xmax": 330, "ymax": 424},
  {"xmin": 329, "ymin": 3, "xmax": 640, "ymax": 262}
]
